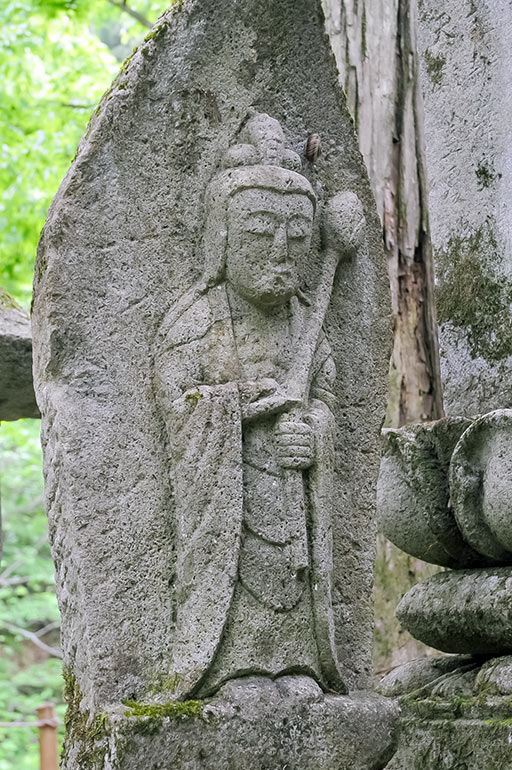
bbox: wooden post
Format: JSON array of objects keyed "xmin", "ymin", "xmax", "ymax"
[{"xmin": 37, "ymin": 703, "xmax": 59, "ymax": 770}]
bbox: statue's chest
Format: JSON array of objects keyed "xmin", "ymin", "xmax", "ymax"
[{"xmin": 231, "ymin": 315, "xmax": 294, "ymax": 382}]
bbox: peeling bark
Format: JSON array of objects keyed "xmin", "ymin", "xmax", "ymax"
[{"xmin": 324, "ymin": 0, "xmax": 443, "ymax": 426}]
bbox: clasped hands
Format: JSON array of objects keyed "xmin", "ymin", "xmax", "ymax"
[{"xmin": 240, "ymin": 378, "xmax": 314, "ymax": 470}]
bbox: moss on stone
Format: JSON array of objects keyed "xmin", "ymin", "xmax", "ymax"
[
  {"xmin": 62, "ymin": 667, "xmax": 110, "ymax": 770},
  {"xmin": 184, "ymin": 390, "xmax": 204, "ymax": 405},
  {"xmin": 475, "ymin": 159, "xmax": 502, "ymax": 189},
  {"xmin": 435, "ymin": 222, "xmax": 512, "ymax": 362},
  {"xmin": 423, "ymin": 49, "xmax": 445, "ymax": 86},
  {"xmin": 123, "ymin": 699, "xmax": 203, "ymax": 720},
  {"xmin": 0, "ymin": 287, "xmax": 23, "ymax": 311},
  {"xmin": 361, "ymin": 6, "xmax": 367, "ymax": 59}
]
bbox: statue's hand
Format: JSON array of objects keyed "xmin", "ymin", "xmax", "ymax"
[
  {"xmin": 240, "ymin": 379, "xmax": 300, "ymax": 422},
  {"xmin": 276, "ymin": 419, "xmax": 314, "ymax": 470}
]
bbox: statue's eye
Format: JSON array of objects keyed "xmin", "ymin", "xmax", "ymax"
[{"xmin": 244, "ymin": 215, "xmax": 276, "ymax": 236}]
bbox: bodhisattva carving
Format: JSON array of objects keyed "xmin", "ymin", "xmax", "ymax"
[{"xmin": 153, "ymin": 114, "xmax": 365, "ymax": 700}]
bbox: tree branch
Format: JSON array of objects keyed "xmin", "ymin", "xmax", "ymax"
[
  {"xmin": 2, "ymin": 621, "xmax": 62, "ymax": 659},
  {"xmin": 106, "ymin": 0, "xmax": 153, "ymax": 28}
]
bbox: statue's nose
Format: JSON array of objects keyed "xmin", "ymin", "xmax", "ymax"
[{"xmin": 272, "ymin": 224, "xmax": 288, "ymax": 262}]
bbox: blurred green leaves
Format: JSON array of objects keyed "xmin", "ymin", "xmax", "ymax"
[
  {"xmin": 0, "ymin": 3, "xmax": 167, "ymax": 765},
  {"xmin": 0, "ymin": 0, "xmax": 166, "ymax": 308}
]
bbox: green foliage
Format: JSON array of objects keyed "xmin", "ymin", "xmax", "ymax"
[
  {"xmin": 0, "ymin": 0, "xmax": 166, "ymax": 308},
  {"xmin": 1, "ymin": 6, "xmax": 168, "ymax": 768},
  {"xmin": 0, "ymin": 420, "xmax": 63, "ymax": 770}
]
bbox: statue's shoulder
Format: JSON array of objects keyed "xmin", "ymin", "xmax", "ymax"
[{"xmin": 156, "ymin": 283, "xmax": 229, "ymax": 351}]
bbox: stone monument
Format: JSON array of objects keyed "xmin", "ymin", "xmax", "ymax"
[
  {"xmin": 378, "ymin": 410, "xmax": 512, "ymax": 769},
  {"xmin": 32, "ymin": 1, "xmax": 397, "ymax": 767}
]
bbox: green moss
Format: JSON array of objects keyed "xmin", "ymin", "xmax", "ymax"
[
  {"xmin": 424, "ymin": 49, "xmax": 446, "ymax": 86},
  {"xmin": 184, "ymin": 390, "xmax": 203, "ymax": 406},
  {"xmin": 122, "ymin": 698, "xmax": 204, "ymax": 736},
  {"xmin": 435, "ymin": 222, "xmax": 512, "ymax": 362},
  {"xmin": 361, "ymin": 6, "xmax": 367, "ymax": 59},
  {"xmin": 475, "ymin": 159, "xmax": 502, "ymax": 189},
  {"xmin": 142, "ymin": 22, "xmax": 168, "ymax": 45},
  {"xmin": 123, "ymin": 699, "xmax": 203, "ymax": 720},
  {"xmin": 484, "ymin": 717, "xmax": 512, "ymax": 726},
  {"xmin": 62, "ymin": 668, "xmax": 110, "ymax": 770}
]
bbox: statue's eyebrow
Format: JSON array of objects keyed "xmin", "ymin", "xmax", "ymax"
[{"xmin": 241, "ymin": 209, "xmax": 312, "ymax": 222}]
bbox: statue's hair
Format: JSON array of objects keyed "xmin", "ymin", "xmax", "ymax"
[{"xmin": 202, "ymin": 113, "xmax": 316, "ymax": 285}]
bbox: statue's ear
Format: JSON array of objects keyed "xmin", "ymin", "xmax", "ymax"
[{"xmin": 202, "ymin": 190, "xmax": 229, "ymax": 285}]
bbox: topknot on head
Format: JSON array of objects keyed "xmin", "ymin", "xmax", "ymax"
[{"xmin": 222, "ymin": 112, "xmax": 301, "ymax": 171}]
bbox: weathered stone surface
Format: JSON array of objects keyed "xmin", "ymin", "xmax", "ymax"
[
  {"xmin": 417, "ymin": 0, "xmax": 512, "ymax": 416},
  {"xmin": 380, "ymin": 654, "xmax": 512, "ymax": 769},
  {"xmin": 377, "ymin": 418, "xmax": 485, "ymax": 568},
  {"xmin": 450, "ymin": 409, "xmax": 512, "ymax": 563},
  {"xmin": 0, "ymin": 288, "xmax": 39, "ymax": 421},
  {"xmin": 385, "ymin": 708, "xmax": 512, "ymax": 770},
  {"xmin": 31, "ymin": 0, "xmax": 394, "ymax": 765},
  {"xmin": 396, "ymin": 568, "xmax": 512, "ymax": 655},
  {"xmin": 377, "ymin": 655, "xmax": 473, "ymax": 698},
  {"xmin": 64, "ymin": 676, "xmax": 399, "ymax": 770}
]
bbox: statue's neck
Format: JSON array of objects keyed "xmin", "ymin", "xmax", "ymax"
[
  {"xmin": 225, "ymin": 284, "xmax": 292, "ymax": 325},
  {"xmin": 225, "ymin": 284, "xmax": 297, "ymax": 381}
]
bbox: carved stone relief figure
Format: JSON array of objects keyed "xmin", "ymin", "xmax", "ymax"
[{"xmin": 153, "ymin": 114, "xmax": 365, "ymax": 700}]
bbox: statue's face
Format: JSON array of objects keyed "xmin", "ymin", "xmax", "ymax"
[{"xmin": 226, "ymin": 188, "xmax": 313, "ymax": 309}]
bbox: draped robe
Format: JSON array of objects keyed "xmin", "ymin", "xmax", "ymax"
[{"xmin": 153, "ymin": 281, "xmax": 346, "ymax": 698}]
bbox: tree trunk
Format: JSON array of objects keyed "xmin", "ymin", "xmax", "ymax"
[
  {"xmin": 323, "ymin": 0, "xmax": 444, "ymax": 426},
  {"xmin": 322, "ymin": 0, "xmax": 445, "ymax": 675}
]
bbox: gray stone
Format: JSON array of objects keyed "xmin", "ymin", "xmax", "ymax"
[
  {"xmin": 31, "ymin": 0, "xmax": 394, "ymax": 766},
  {"xmin": 416, "ymin": 0, "xmax": 512, "ymax": 417},
  {"xmin": 152, "ymin": 117, "xmax": 366, "ymax": 698},
  {"xmin": 379, "ymin": 654, "xmax": 512, "ymax": 770},
  {"xmin": 474, "ymin": 655, "xmax": 512, "ymax": 695},
  {"xmin": 64, "ymin": 676, "xmax": 399, "ymax": 770},
  {"xmin": 377, "ymin": 418, "xmax": 484, "ymax": 568},
  {"xmin": 377, "ymin": 655, "xmax": 473, "ymax": 698},
  {"xmin": 0, "ymin": 288, "xmax": 39, "ymax": 421},
  {"xmin": 450, "ymin": 409, "xmax": 512, "ymax": 563},
  {"xmin": 396, "ymin": 568, "xmax": 512, "ymax": 655}
]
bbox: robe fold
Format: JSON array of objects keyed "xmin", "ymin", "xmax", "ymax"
[{"xmin": 154, "ymin": 282, "xmax": 346, "ymax": 698}]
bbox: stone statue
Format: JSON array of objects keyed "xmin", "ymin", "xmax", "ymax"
[
  {"xmin": 32, "ymin": 3, "xmax": 400, "ymax": 763},
  {"xmin": 153, "ymin": 114, "xmax": 364, "ymax": 699},
  {"xmin": 378, "ymin": 410, "xmax": 512, "ymax": 769}
]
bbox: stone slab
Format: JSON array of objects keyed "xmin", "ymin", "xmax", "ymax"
[
  {"xmin": 450, "ymin": 409, "xmax": 512, "ymax": 563},
  {"xmin": 63, "ymin": 676, "xmax": 399, "ymax": 770},
  {"xmin": 377, "ymin": 418, "xmax": 482, "ymax": 568},
  {"xmin": 0, "ymin": 289, "xmax": 39, "ymax": 420},
  {"xmin": 380, "ymin": 654, "xmax": 512, "ymax": 770},
  {"xmin": 31, "ymin": 0, "xmax": 390, "ymax": 712},
  {"xmin": 396, "ymin": 568, "xmax": 512, "ymax": 654}
]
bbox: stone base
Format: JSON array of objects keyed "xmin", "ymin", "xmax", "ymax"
[
  {"xmin": 386, "ymin": 698, "xmax": 512, "ymax": 770},
  {"xmin": 63, "ymin": 676, "xmax": 399, "ymax": 770},
  {"xmin": 380, "ymin": 655, "xmax": 512, "ymax": 770}
]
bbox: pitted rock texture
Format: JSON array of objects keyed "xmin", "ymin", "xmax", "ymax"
[
  {"xmin": 396, "ymin": 568, "xmax": 512, "ymax": 655},
  {"xmin": 31, "ymin": 0, "xmax": 390, "ymax": 726},
  {"xmin": 0, "ymin": 289, "xmax": 39, "ymax": 421},
  {"xmin": 377, "ymin": 418, "xmax": 481, "ymax": 569},
  {"xmin": 450, "ymin": 409, "xmax": 512, "ymax": 563},
  {"xmin": 381, "ymin": 655, "xmax": 512, "ymax": 770},
  {"xmin": 63, "ymin": 676, "xmax": 399, "ymax": 770}
]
